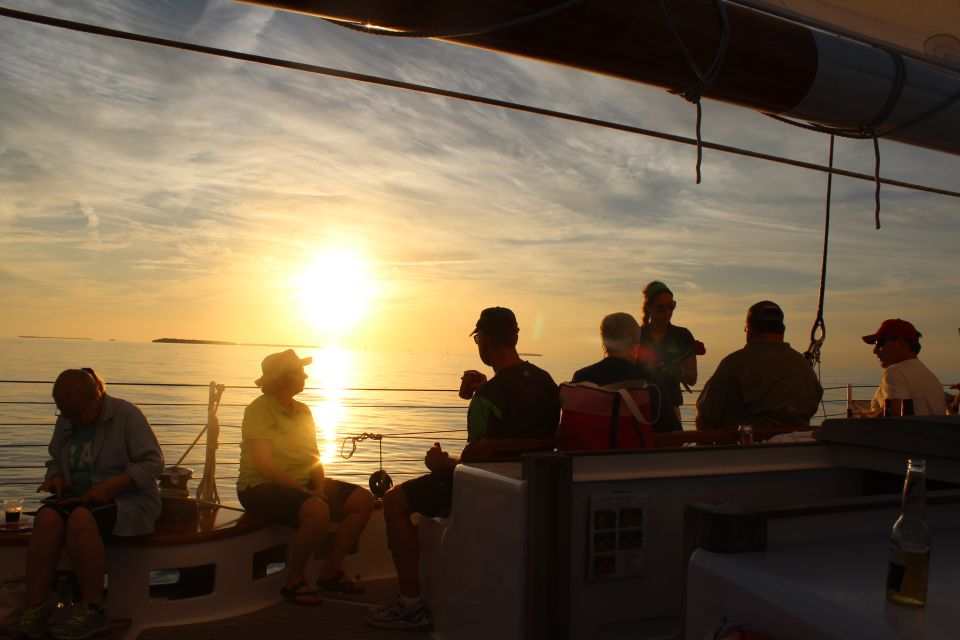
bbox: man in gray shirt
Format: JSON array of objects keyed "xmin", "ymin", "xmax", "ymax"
[{"xmin": 696, "ymin": 301, "xmax": 823, "ymax": 430}]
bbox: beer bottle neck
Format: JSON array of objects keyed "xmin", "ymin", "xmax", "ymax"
[{"xmin": 901, "ymin": 467, "xmax": 926, "ymax": 516}]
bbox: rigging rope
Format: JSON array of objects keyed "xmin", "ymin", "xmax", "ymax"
[
  {"xmin": 766, "ymin": 50, "xmax": 906, "ymax": 229},
  {"xmin": 656, "ymin": 0, "xmax": 730, "ymax": 184},
  {"xmin": 195, "ymin": 382, "xmax": 225, "ymax": 504},
  {"xmin": 765, "ymin": 49, "xmax": 960, "ymax": 229},
  {"xmin": 1, "ymin": 6, "xmax": 959, "ymax": 200},
  {"xmin": 804, "ymin": 135, "xmax": 834, "ymax": 376}
]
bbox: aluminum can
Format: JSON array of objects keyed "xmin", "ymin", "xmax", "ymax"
[{"xmin": 737, "ymin": 425, "xmax": 755, "ymax": 445}]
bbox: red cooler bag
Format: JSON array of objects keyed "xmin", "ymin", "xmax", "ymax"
[{"xmin": 557, "ymin": 381, "xmax": 657, "ymax": 450}]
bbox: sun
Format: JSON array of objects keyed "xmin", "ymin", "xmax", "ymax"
[{"xmin": 296, "ymin": 249, "xmax": 374, "ymax": 335}]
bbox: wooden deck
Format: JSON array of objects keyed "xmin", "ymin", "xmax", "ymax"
[
  {"xmin": 137, "ymin": 578, "xmax": 421, "ymax": 639},
  {"xmin": 0, "ymin": 505, "xmax": 409, "ymax": 639},
  {"xmin": 0, "ymin": 578, "xmax": 418, "ymax": 640}
]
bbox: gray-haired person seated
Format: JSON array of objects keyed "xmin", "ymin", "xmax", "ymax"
[
  {"xmin": 16, "ymin": 369, "xmax": 163, "ymax": 640},
  {"xmin": 571, "ymin": 312, "xmax": 677, "ymax": 432}
]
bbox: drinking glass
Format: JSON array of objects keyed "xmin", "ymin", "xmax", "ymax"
[{"xmin": 3, "ymin": 497, "xmax": 23, "ymax": 524}]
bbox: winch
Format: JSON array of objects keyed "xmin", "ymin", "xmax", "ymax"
[
  {"xmin": 158, "ymin": 465, "xmax": 199, "ymax": 523},
  {"xmin": 159, "ymin": 465, "xmax": 194, "ymax": 498}
]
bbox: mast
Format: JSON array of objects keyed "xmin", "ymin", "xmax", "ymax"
[{"xmin": 243, "ymin": 0, "xmax": 960, "ymax": 156}]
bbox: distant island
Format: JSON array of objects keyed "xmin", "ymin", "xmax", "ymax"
[
  {"xmin": 241, "ymin": 342, "xmax": 322, "ymax": 348},
  {"xmin": 153, "ymin": 338, "xmax": 321, "ymax": 348},
  {"xmin": 153, "ymin": 338, "xmax": 236, "ymax": 345},
  {"xmin": 20, "ymin": 335, "xmax": 92, "ymax": 341}
]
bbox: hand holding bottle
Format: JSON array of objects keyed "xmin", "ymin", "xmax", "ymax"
[{"xmin": 459, "ymin": 370, "xmax": 487, "ymax": 399}]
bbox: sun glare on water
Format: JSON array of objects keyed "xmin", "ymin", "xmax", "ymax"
[
  {"xmin": 297, "ymin": 249, "xmax": 374, "ymax": 336},
  {"xmin": 306, "ymin": 345, "xmax": 353, "ymax": 464}
]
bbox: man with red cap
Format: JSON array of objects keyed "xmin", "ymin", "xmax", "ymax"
[{"xmin": 862, "ymin": 319, "xmax": 947, "ymax": 416}]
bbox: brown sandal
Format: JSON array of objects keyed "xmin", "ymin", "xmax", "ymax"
[
  {"xmin": 280, "ymin": 580, "xmax": 324, "ymax": 606},
  {"xmin": 316, "ymin": 570, "xmax": 365, "ymax": 594}
]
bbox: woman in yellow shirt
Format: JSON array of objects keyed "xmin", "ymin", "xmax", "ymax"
[{"xmin": 237, "ymin": 349, "xmax": 374, "ymax": 605}]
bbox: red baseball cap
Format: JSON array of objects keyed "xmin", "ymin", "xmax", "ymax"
[{"xmin": 862, "ymin": 319, "xmax": 921, "ymax": 344}]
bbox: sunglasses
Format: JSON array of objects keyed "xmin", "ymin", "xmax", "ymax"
[
  {"xmin": 875, "ymin": 337, "xmax": 900, "ymax": 347},
  {"xmin": 654, "ymin": 300, "xmax": 677, "ymax": 312}
]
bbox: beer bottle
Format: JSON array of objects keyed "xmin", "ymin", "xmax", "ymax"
[{"xmin": 886, "ymin": 459, "xmax": 929, "ymax": 606}]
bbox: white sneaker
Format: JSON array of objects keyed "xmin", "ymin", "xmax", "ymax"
[{"xmin": 364, "ymin": 595, "xmax": 433, "ymax": 631}]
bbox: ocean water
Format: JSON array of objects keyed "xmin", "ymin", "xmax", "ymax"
[
  {"xmin": 0, "ymin": 337, "xmax": 914, "ymax": 506},
  {"xmin": 0, "ymin": 337, "xmax": 583, "ymax": 506}
]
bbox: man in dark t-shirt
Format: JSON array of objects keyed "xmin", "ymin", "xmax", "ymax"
[
  {"xmin": 468, "ymin": 360, "xmax": 559, "ymax": 440},
  {"xmin": 366, "ymin": 307, "xmax": 559, "ymax": 631}
]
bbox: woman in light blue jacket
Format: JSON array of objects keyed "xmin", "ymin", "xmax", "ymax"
[{"xmin": 15, "ymin": 369, "xmax": 163, "ymax": 640}]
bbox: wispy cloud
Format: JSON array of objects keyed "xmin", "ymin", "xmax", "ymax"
[{"xmin": 0, "ymin": 0, "xmax": 957, "ymax": 378}]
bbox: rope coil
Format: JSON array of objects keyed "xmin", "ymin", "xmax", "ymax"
[{"xmin": 340, "ymin": 432, "xmax": 383, "ymax": 460}]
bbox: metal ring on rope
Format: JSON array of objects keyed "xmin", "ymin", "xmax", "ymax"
[{"xmin": 341, "ymin": 432, "xmax": 393, "ymax": 498}]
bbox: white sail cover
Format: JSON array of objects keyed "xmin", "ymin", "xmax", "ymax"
[{"xmin": 750, "ymin": 0, "xmax": 960, "ymax": 71}]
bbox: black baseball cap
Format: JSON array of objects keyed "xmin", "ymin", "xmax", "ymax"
[
  {"xmin": 746, "ymin": 300, "xmax": 785, "ymax": 334},
  {"xmin": 470, "ymin": 307, "xmax": 519, "ymax": 336}
]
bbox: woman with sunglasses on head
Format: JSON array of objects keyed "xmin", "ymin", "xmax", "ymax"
[{"xmin": 637, "ymin": 281, "xmax": 702, "ymax": 431}]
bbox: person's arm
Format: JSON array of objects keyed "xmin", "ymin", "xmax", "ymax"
[
  {"xmin": 677, "ymin": 329, "xmax": 698, "ymax": 386},
  {"xmin": 43, "ymin": 417, "xmax": 66, "ymax": 481},
  {"xmin": 82, "ymin": 473, "xmax": 135, "ymax": 503},
  {"xmin": 680, "ymin": 353, "xmax": 697, "ymax": 386},
  {"xmin": 695, "ymin": 361, "xmax": 731, "ymax": 430},
  {"xmin": 40, "ymin": 418, "xmax": 69, "ymax": 496},
  {"xmin": 247, "ymin": 439, "xmax": 317, "ymax": 495},
  {"xmin": 119, "ymin": 405, "xmax": 164, "ymax": 491},
  {"xmin": 82, "ymin": 404, "xmax": 163, "ymax": 503},
  {"xmin": 38, "ymin": 474, "xmax": 68, "ymax": 498},
  {"xmin": 862, "ymin": 385, "xmax": 884, "ymax": 418},
  {"xmin": 309, "ymin": 459, "xmax": 325, "ymax": 492},
  {"xmin": 460, "ymin": 437, "xmax": 555, "ymax": 462},
  {"xmin": 425, "ymin": 443, "xmax": 458, "ymax": 472}
]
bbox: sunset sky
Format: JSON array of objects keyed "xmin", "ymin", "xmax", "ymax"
[{"xmin": 1, "ymin": 0, "xmax": 958, "ymax": 377}]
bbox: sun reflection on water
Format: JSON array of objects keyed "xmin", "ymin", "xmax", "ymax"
[{"xmin": 304, "ymin": 345, "xmax": 353, "ymax": 464}]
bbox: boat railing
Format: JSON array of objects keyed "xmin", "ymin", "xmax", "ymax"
[
  {"xmin": 677, "ymin": 383, "xmax": 882, "ymax": 425},
  {"xmin": 0, "ymin": 379, "xmax": 471, "ymax": 503},
  {"xmin": 0, "ymin": 379, "xmax": 893, "ymax": 501}
]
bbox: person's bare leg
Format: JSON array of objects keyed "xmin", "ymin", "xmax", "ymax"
[
  {"xmin": 25, "ymin": 509, "xmax": 66, "ymax": 606},
  {"xmin": 64, "ymin": 508, "xmax": 105, "ymax": 605},
  {"xmin": 287, "ymin": 497, "xmax": 328, "ymax": 588},
  {"xmin": 382, "ymin": 487, "xmax": 420, "ymax": 598},
  {"xmin": 318, "ymin": 488, "xmax": 374, "ymax": 580}
]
